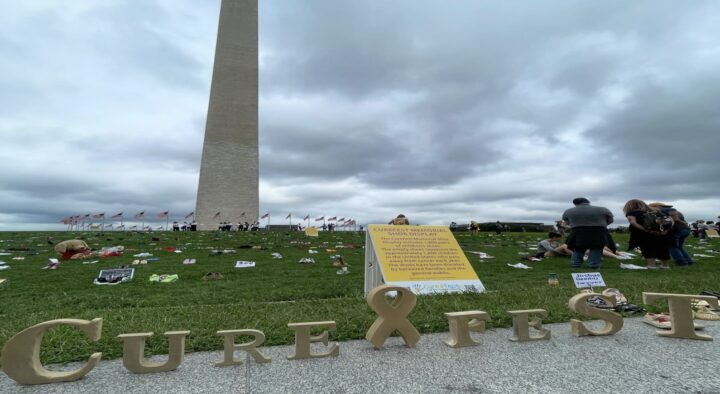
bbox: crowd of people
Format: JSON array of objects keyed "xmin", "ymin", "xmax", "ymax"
[
  {"xmin": 170, "ymin": 221, "xmax": 198, "ymax": 231},
  {"xmin": 533, "ymin": 197, "xmax": 718, "ymax": 269},
  {"xmin": 393, "ymin": 202, "xmax": 717, "ymax": 270},
  {"xmin": 214, "ymin": 221, "xmax": 260, "ymax": 232}
]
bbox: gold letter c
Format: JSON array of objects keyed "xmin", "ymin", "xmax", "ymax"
[{"xmin": 1, "ymin": 318, "xmax": 103, "ymax": 385}]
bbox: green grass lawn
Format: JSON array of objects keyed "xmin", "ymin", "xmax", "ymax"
[{"xmin": 0, "ymin": 229, "xmax": 719, "ymax": 365}]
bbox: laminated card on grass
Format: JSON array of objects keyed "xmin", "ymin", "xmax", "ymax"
[{"xmin": 364, "ymin": 225, "xmax": 484, "ymax": 295}]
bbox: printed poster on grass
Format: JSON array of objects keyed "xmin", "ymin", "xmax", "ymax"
[{"xmin": 365, "ymin": 224, "xmax": 484, "ymax": 295}]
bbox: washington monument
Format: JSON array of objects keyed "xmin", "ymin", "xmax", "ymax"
[{"xmin": 196, "ymin": 0, "xmax": 258, "ymax": 230}]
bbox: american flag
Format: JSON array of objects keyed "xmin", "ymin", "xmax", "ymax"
[
  {"xmin": 157, "ymin": 211, "xmax": 169, "ymax": 219},
  {"xmin": 184, "ymin": 211, "xmax": 194, "ymax": 219},
  {"xmin": 111, "ymin": 212, "xmax": 123, "ymax": 218},
  {"xmin": 338, "ymin": 217, "xmax": 345, "ymax": 222},
  {"xmin": 60, "ymin": 217, "xmax": 72, "ymax": 224},
  {"xmin": 261, "ymin": 212, "xmax": 270, "ymax": 219},
  {"xmin": 285, "ymin": 213, "xmax": 291, "ymax": 219},
  {"xmin": 134, "ymin": 211, "xmax": 145, "ymax": 219},
  {"xmin": 327, "ymin": 217, "xmax": 337, "ymax": 221},
  {"xmin": 304, "ymin": 215, "xmax": 310, "ymax": 220},
  {"xmin": 315, "ymin": 216, "xmax": 324, "ymax": 221},
  {"xmin": 92, "ymin": 213, "xmax": 105, "ymax": 219},
  {"xmin": 240, "ymin": 212, "xmax": 246, "ymax": 217},
  {"xmin": 213, "ymin": 212, "xmax": 221, "ymax": 219}
]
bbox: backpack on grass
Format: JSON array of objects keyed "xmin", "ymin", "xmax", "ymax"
[{"xmin": 642, "ymin": 210, "xmax": 673, "ymax": 232}]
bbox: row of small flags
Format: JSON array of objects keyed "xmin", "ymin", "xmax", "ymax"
[
  {"xmin": 69, "ymin": 223, "xmax": 166, "ymax": 230},
  {"xmin": 61, "ymin": 211, "xmax": 195, "ymax": 224},
  {"xmin": 61, "ymin": 212, "xmax": 356, "ymax": 225},
  {"xmin": 258, "ymin": 214, "xmax": 356, "ymax": 226}
]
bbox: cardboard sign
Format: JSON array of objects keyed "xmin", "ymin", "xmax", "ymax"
[
  {"xmin": 571, "ymin": 272, "xmax": 606, "ymax": 288},
  {"xmin": 364, "ymin": 225, "xmax": 484, "ymax": 295},
  {"xmin": 95, "ymin": 268, "xmax": 134, "ymax": 285},
  {"xmin": 304, "ymin": 227, "xmax": 319, "ymax": 237}
]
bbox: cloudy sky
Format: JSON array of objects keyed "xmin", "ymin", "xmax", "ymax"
[{"xmin": 1, "ymin": 0, "xmax": 719, "ymax": 230}]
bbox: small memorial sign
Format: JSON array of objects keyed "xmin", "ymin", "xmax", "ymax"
[
  {"xmin": 571, "ymin": 272, "xmax": 606, "ymax": 288},
  {"xmin": 364, "ymin": 225, "xmax": 484, "ymax": 295},
  {"xmin": 95, "ymin": 268, "xmax": 134, "ymax": 285},
  {"xmin": 234, "ymin": 261, "xmax": 256, "ymax": 268},
  {"xmin": 304, "ymin": 227, "xmax": 319, "ymax": 237}
]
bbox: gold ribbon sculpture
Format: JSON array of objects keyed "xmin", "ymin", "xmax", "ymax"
[{"xmin": 365, "ymin": 285, "xmax": 421, "ymax": 349}]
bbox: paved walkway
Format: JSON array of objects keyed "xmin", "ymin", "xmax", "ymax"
[{"xmin": 2, "ymin": 318, "xmax": 719, "ymax": 393}]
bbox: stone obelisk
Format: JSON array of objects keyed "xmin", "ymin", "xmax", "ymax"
[{"xmin": 196, "ymin": 0, "xmax": 258, "ymax": 230}]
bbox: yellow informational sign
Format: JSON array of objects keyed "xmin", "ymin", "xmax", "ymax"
[
  {"xmin": 304, "ymin": 227, "xmax": 319, "ymax": 237},
  {"xmin": 364, "ymin": 225, "xmax": 484, "ymax": 295}
]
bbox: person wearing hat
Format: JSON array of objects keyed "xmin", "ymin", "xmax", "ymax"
[
  {"xmin": 389, "ymin": 214, "xmax": 410, "ymax": 225},
  {"xmin": 649, "ymin": 202, "xmax": 694, "ymax": 266},
  {"xmin": 561, "ymin": 197, "xmax": 614, "ymax": 268}
]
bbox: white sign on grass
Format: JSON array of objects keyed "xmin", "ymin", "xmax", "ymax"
[
  {"xmin": 234, "ymin": 261, "xmax": 256, "ymax": 268},
  {"xmin": 571, "ymin": 272, "xmax": 606, "ymax": 288}
]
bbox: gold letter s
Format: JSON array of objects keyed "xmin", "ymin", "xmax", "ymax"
[{"xmin": 568, "ymin": 293, "xmax": 623, "ymax": 336}]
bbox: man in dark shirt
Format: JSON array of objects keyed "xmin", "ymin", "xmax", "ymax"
[{"xmin": 562, "ymin": 197, "xmax": 614, "ymax": 268}]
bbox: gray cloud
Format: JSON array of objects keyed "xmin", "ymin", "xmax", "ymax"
[{"xmin": 1, "ymin": 0, "xmax": 720, "ymax": 230}]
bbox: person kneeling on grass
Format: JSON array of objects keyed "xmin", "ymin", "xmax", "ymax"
[
  {"xmin": 536, "ymin": 232, "xmax": 573, "ymax": 258},
  {"xmin": 53, "ymin": 239, "xmax": 91, "ymax": 260}
]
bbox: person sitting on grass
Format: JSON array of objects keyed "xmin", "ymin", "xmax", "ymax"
[
  {"xmin": 53, "ymin": 239, "xmax": 91, "ymax": 260},
  {"xmin": 537, "ymin": 232, "xmax": 631, "ymax": 260},
  {"xmin": 536, "ymin": 232, "xmax": 573, "ymax": 258}
]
